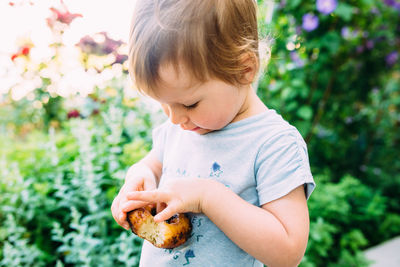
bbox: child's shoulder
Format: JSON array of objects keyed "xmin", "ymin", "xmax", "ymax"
[
  {"xmin": 224, "ymin": 109, "xmax": 298, "ymax": 140},
  {"xmin": 152, "ymin": 109, "xmax": 303, "ymax": 147}
]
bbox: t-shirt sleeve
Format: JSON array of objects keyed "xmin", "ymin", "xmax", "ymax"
[
  {"xmin": 255, "ymin": 129, "xmax": 316, "ymax": 206},
  {"xmin": 151, "ymin": 121, "xmax": 169, "ymax": 163}
]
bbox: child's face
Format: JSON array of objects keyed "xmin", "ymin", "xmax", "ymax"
[{"xmin": 147, "ymin": 63, "xmax": 250, "ymax": 135}]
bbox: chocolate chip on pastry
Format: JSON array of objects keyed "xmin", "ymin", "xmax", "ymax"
[{"xmin": 127, "ymin": 205, "xmax": 192, "ymax": 249}]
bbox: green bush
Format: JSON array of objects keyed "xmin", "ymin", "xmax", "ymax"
[
  {"xmin": 0, "ymin": 98, "xmax": 157, "ymax": 266},
  {"xmin": 1, "ymin": 0, "xmax": 399, "ymax": 266}
]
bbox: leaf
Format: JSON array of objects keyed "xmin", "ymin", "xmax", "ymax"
[
  {"xmin": 286, "ymin": 0, "xmax": 301, "ymax": 9},
  {"xmin": 297, "ymin": 106, "xmax": 313, "ymax": 120},
  {"xmin": 320, "ymin": 32, "xmax": 341, "ymax": 55},
  {"xmin": 335, "ymin": 3, "xmax": 354, "ymax": 22}
]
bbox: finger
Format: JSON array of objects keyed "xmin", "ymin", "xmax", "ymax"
[
  {"xmin": 156, "ymin": 202, "xmax": 167, "ymax": 214},
  {"xmin": 126, "ymin": 190, "xmax": 169, "ymax": 203},
  {"xmin": 122, "ymin": 221, "xmax": 130, "ymax": 230},
  {"xmin": 144, "ymin": 176, "xmax": 157, "ymax": 191},
  {"xmin": 111, "ymin": 197, "xmax": 122, "ymax": 222},
  {"xmin": 126, "ymin": 181, "xmax": 144, "ymax": 192},
  {"xmin": 119, "ymin": 211, "xmax": 126, "ymax": 222},
  {"xmin": 154, "ymin": 205, "xmax": 178, "ymax": 223},
  {"xmin": 118, "ymin": 212, "xmax": 133, "ymax": 230},
  {"xmin": 121, "ymin": 200, "xmax": 151, "ymax": 212}
]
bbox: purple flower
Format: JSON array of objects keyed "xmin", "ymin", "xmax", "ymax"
[
  {"xmin": 386, "ymin": 51, "xmax": 398, "ymax": 66},
  {"xmin": 384, "ymin": 0, "xmax": 400, "ymax": 10},
  {"xmin": 76, "ymin": 32, "xmax": 124, "ymax": 55},
  {"xmin": 316, "ymin": 0, "xmax": 338, "ymax": 14},
  {"xmin": 370, "ymin": 7, "xmax": 380, "ymax": 15},
  {"xmin": 112, "ymin": 54, "xmax": 128, "ymax": 65},
  {"xmin": 365, "ymin": 40, "xmax": 374, "ymax": 50},
  {"xmin": 302, "ymin": 13, "xmax": 319, "ymax": 32},
  {"xmin": 384, "ymin": 0, "xmax": 396, "ymax": 6},
  {"xmin": 290, "ymin": 51, "xmax": 305, "ymax": 68},
  {"xmin": 341, "ymin": 27, "xmax": 351, "ymax": 39}
]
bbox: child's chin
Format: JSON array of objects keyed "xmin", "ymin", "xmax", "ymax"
[{"xmin": 195, "ymin": 128, "xmax": 213, "ymax": 135}]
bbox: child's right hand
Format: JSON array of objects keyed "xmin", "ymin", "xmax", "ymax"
[{"xmin": 111, "ymin": 164, "xmax": 158, "ymax": 230}]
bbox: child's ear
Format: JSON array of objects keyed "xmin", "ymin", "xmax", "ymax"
[{"xmin": 239, "ymin": 53, "xmax": 258, "ymax": 85}]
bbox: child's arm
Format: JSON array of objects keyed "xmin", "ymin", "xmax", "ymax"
[
  {"xmin": 111, "ymin": 149, "xmax": 162, "ymax": 230},
  {"xmin": 127, "ymin": 179, "xmax": 309, "ymax": 267},
  {"xmin": 202, "ymin": 181, "xmax": 309, "ymax": 267}
]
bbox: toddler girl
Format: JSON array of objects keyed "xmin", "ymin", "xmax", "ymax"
[{"xmin": 112, "ymin": 0, "xmax": 315, "ymax": 266}]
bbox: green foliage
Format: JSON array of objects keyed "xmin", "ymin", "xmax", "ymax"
[
  {"xmin": 1, "ymin": 0, "xmax": 399, "ymax": 266},
  {"xmin": 301, "ymin": 175, "xmax": 399, "ymax": 266},
  {"xmin": 258, "ymin": 0, "xmax": 400, "ymax": 189},
  {"xmin": 0, "ymin": 98, "xmax": 155, "ymax": 266},
  {"xmin": 257, "ymin": 0, "xmax": 400, "ymax": 263}
]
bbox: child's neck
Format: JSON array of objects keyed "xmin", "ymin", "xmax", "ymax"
[{"xmin": 231, "ymin": 86, "xmax": 268, "ymax": 123}]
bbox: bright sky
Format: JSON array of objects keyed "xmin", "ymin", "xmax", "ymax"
[{"xmin": 0, "ymin": 0, "xmax": 136, "ymax": 53}]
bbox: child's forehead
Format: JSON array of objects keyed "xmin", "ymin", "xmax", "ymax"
[{"xmin": 157, "ymin": 62, "xmax": 202, "ymax": 92}]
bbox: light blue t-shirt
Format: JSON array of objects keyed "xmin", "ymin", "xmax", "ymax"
[{"xmin": 139, "ymin": 109, "xmax": 315, "ymax": 267}]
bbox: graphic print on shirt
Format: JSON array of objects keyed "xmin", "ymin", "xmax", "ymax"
[
  {"xmin": 163, "ymin": 214, "xmax": 205, "ymax": 265},
  {"xmin": 162, "ymin": 161, "xmax": 224, "ymax": 265},
  {"xmin": 209, "ymin": 162, "xmax": 223, "ymax": 177}
]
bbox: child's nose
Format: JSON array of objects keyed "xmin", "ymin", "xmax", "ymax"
[{"xmin": 168, "ymin": 106, "xmax": 188, "ymax": 125}]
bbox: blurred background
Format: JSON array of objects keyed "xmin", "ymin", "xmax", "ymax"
[{"xmin": 0, "ymin": 0, "xmax": 399, "ymax": 266}]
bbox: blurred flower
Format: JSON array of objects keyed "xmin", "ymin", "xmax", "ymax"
[
  {"xmin": 341, "ymin": 27, "xmax": 360, "ymax": 40},
  {"xmin": 302, "ymin": 13, "xmax": 319, "ymax": 32},
  {"xmin": 295, "ymin": 26, "xmax": 302, "ymax": 36},
  {"xmin": 102, "ymin": 35, "xmax": 123, "ymax": 54},
  {"xmin": 8, "ymin": 0, "xmax": 33, "ymax": 6},
  {"xmin": 370, "ymin": 7, "xmax": 380, "ymax": 15},
  {"xmin": 67, "ymin": 109, "xmax": 81, "ymax": 119},
  {"xmin": 77, "ymin": 32, "xmax": 124, "ymax": 56},
  {"xmin": 386, "ymin": 51, "xmax": 398, "ymax": 66},
  {"xmin": 47, "ymin": 2, "xmax": 82, "ymax": 28},
  {"xmin": 316, "ymin": 0, "xmax": 338, "ymax": 15},
  {"xmin": 365, "ymin": 40, "xmax": 374, "ymax": 50},
  {"xmin": 113, "ymin": 54, "xmax": 128, "ymax": 65},
  {"xmin": 341, "ymin": 27, "xmax": 351, "ymax": 39},
  {"xmin": 345, "ymin": 117, "xmax": 354, "ymax": 124},
  {"xmin": 384, "ymin": 0, "xmax": 396, "ymax": 6},
  {"xmin": 11, "ymin": 45, "xmax": 31, "ymax": 61},
  {"xmin": 290, "ymin": 51, "xmax": 305, "ymax": 68},
  {"xmin": 77, "ymin": 35, "xmax": 98, "ymax": 54},
  {"xmin": 384, "ymin": 0, "xmax": 400, "ymax": 10}
]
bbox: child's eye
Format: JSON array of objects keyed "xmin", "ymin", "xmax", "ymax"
[{"xmin": 183, "ymin": 102, "xmax": 199, "ymax": 109}]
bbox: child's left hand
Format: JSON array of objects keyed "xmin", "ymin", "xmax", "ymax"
[{"xmin": 125, "ymin": 177, "xmax": 214, "ymax": 222}]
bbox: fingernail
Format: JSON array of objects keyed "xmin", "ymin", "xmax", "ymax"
[{"xmin": 119, "ymin": 213, "xmax": 124, "ymax": 221}]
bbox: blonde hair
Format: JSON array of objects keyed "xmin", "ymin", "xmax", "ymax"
[{"xmin": 128, "ymin": 0, "xmax": 259, "ymax": 92}]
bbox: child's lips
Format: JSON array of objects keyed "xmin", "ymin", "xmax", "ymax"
[{"xmin": 189, "ymin": 127, "xmax": 201, "ymax": 131}]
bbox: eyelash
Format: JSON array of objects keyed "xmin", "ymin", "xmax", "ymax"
[{"xmin": 183, "ymin": 102, "xmax": 199, "ymax": 109}]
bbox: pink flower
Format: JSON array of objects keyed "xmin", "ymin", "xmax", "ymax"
[
  {"xmin": 49, "ymin": 7, "xmax": 82, "ymax": 25},
  {"xmin": 47, "ymin": 2, "xmax": 82, "ymax": 28}
]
